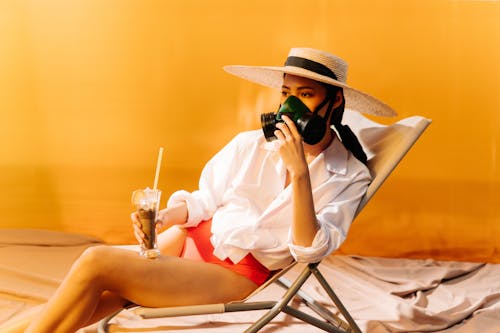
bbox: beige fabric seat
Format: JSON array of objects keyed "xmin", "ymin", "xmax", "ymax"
[{"xmin": 98, "ymin": 111, "xmax": 431, "ymax": 333}]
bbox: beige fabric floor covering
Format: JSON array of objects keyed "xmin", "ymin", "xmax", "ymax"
[{"xmin": 1, "ymin": 229, "xmax": 499, "ymax": 333}]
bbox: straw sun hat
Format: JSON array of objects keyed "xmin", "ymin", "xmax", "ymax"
[{"xmin": 224, "ymin": 47, "xmax": 397, "ymax": 117}]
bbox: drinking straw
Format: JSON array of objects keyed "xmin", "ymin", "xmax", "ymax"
[{"xmin": 153, "ymin": 147, "xmax": 164, "ymax": 190}]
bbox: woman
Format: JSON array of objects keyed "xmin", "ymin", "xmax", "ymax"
[{"xmin": 25, "ymin": 47, "xmax": 395, "ymax": 333}]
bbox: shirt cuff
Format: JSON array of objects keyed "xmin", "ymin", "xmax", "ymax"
[
  {"xmin": 288, "ymin": 224, "xmax": 332, "ymax": 263},
  {"xmin": 167, "ymin": 190, "xmax": 204, "ymax": 228}
]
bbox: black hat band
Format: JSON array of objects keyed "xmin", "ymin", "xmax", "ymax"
[{"xmin": 285, "ymin": 56, "xmax": 338, "ymax": 81}]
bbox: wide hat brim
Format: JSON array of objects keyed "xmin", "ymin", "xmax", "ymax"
[{"xmin": 223, "ymin": 65, "xmax": 397, "ymax": 117}]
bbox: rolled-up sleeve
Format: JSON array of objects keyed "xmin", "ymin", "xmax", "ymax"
[
  {"xmin": 167, "ymin": 190, "xmax": 212, "ymax": 227},
  {"xmin": 288, "ymin": 169, "xmax": 371, "ymax": 263}
]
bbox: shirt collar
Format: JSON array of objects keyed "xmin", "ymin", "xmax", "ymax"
[{"xmin": 319, "ymin": 136, "xmax": 348, "ymax": 175}]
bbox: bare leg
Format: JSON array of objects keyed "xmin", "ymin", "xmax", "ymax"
[
  {"xmin": 157, "ymin": 225, "xmax": 187, "ymax": 256},
  {"xmin": 4, "ymin": 228, "xmax": 190, "ymax": 333},
  {"xmin": 84, "ymin": 291, "xmax": 128, "ymax": 325},
  {"xmin": 84, "ymin": 226, "xmax": 188, "ymax": 325},
  {"xmin": 23, "ymin": 225, "xmax": 186, "ymax": 332},
  {"xmin": 25, "ymin": 245, "xmax": 257, "ymax": 333}
]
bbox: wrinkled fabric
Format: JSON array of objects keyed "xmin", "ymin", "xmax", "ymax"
[
  {"xmin": 167, "ymin": 130, "xmax": 371, "ymax": 270},
  {"xmin": 1, "ymin": 230, "xmax": 499, "ymax": 333}
]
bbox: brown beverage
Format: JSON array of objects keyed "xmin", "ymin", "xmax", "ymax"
[
  {"xmin": 138, "ymin": 207, "xmax": 157, "ymax": 251},
  {"xmin": 132, "ymin": 188, "xmax": 161, "ymax": 259}
]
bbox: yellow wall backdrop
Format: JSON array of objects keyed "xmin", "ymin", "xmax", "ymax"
[{"xmin": 0, "ymin": 0, "xmax": 499, "ymax": 262}]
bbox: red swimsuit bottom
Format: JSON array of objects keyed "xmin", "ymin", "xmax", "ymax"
[{"xmin": 181, "ymin": 220, "xmax": 271, "ymax": 286}]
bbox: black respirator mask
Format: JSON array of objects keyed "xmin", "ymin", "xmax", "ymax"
[{"xmin": 260, "ymin": 95, "xmax": 331, "ymax": 145}]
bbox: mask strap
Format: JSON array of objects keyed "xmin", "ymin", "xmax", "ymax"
[
  {"xmin": 313, "ymin": 96, "xmax": 331, "ymax": 115},
  {"xmin": 313, "ymin": 95, "xmax": 336, "ymax": 129},
  {"xmin": 313, "ymin": 84, "xmax": 338, "ymax": 118}
]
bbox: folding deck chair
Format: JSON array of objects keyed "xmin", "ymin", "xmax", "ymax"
[{"xmin": 98, "ymin": 111, "xmax": 431, "ymax": 333}]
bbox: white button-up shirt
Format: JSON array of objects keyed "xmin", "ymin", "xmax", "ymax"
[{"xmin": 168, "ymin": 129, "xmax": 371, "ymax": 270}]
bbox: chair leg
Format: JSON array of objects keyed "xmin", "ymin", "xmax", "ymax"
[
  {"xmin": 243, "ymin": 263, "xmax": 314, "ymax": 333},
  {"xmin": 310, "ymin": 264, "xmax": 362, "ymax": 333},
  {"xmin": 277, "ymin": 276, "xmax": 351, "ymax": 330},
  {"xmin": 276, "ymin": 263, "xmax": 362, "ymax": 333},
  {"xmin": 282, "ymin": 305, "xmax": 349, "ymax": 333}
]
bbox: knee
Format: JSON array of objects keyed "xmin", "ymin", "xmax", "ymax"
[
  {"xmin": 80, "ymin": 244, "xmax": 109, "ymax": 261},
  {"xmin": 73, "ymin": 245, "xmax": 113, "ymax": 282}
]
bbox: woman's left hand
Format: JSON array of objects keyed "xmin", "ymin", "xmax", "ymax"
[{"xmin": 274, "ymin": 115, "xmax": 309, "ymax": 178}]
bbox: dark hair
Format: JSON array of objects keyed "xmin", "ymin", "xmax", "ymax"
[{"xmin": 326, "ymin": 86, "xmax": 367, "ymax": 164}]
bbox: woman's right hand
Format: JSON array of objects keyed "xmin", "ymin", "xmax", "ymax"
[
  {"xmin": 131, "ymin": 208, "xmax": 169, "ymax": 246},
  {"xmin": 131, "ymin": 211, "xmax": 145, "ymax": 246},
  {"xmin": 132, "ymin": 202, "xmax": 188, "ymax": 245}
]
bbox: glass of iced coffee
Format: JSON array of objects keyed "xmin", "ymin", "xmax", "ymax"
[{"xmin": 132, "ymin": 187, "xmax": 161, "ymax": 259}]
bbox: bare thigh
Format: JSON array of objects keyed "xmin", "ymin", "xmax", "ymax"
[
  {"xmin": 85, "ymin": 245, "xmax": 257, "ymax": 308},
  {"xmin": 157, "ymin": 225, "xmax": 187, "ymax": 256}
]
